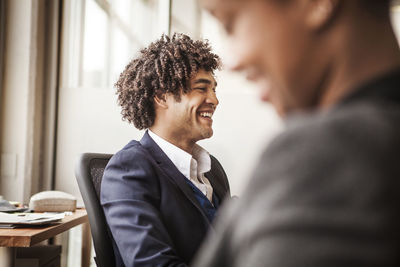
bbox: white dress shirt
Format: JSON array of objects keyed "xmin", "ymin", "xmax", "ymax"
[{"xmin": 148, "ymin": 130, "xmax": 214, "ymax": 202}]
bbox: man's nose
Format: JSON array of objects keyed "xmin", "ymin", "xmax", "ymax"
[
  {"xmin": 225, "ymin": 55, "xmax": 244, "ymax": 72},
  {"xmin": 224, "ymin": 43, "xmax": 248, "ymax": 72},
  {"xmin": 207, "ymin": 89, "xmax": 219, "ymax": 107}
]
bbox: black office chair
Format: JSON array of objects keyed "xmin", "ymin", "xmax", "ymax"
[{"xmin": 75, "ymin": 153, "xmax": 115, "ymax": 267}]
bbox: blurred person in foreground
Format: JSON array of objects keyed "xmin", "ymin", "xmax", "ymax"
[
  {"xmin": 101, "ymin": 33, "xmax": 230, "ymax": 267},
  {"xmin": 194, "ymin": 0, "xmax": 400, "ymax": 266}
]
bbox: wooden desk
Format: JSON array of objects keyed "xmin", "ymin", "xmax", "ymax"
[{"xmin": 0, "ymin": 209, "xmax": 88, "ymax": 267}]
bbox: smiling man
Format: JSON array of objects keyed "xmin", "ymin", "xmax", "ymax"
[
  {"xmin": 194, "ymin": 0, "xmax": 400, "ymax": 266},
  {"xmin": 101, "ymin": 33, "xmax": 230, "ymax": 267}
]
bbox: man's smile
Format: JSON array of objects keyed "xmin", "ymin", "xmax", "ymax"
[
  {"xmin": 197, "ymin": 108, "xmax": 215, "ymax": 123},
  {"xmin": 199, "ymin": 112, "xmax": 213, "ymax": 118}
]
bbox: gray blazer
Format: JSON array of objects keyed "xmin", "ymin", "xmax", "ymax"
[{"xmin": 193, "ymin": 69, "xmax": 400, "ymax": 267}]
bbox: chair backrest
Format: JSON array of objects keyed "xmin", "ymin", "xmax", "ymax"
[{"xmin": 75, "ymin": 153, "xmax": 115, "ymax": 267}]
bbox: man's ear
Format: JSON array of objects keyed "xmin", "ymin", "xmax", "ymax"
[
  {"xmin": 154, "ymin": 93, "xmax": 168, "ymax": 109},
  {"xmin": 305, "ymin": 0, "xmax": 340, "ymax": 30}
]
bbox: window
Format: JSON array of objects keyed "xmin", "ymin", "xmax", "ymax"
[{"xmin": 62, "ymin": 0, "xmax": 169, "ymax": 89}]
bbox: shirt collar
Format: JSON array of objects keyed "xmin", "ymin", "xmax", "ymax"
[
  {"xmin": 148, "ymin": 130, "xmax": 211, "ymax": 179},
  {"xmin": 192, "ymin": 144, "xmax": 211, "ymax": 174}
]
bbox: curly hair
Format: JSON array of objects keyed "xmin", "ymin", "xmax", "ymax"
[{"xmin": 115, "ymin": 33, "xmax": 221, "ymax": 129}]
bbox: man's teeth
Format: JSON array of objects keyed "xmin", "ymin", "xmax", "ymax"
[{"xmin": 199, "ymin": 112, "xmax": 212, "ymax": 118}]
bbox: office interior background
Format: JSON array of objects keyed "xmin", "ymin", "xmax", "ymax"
[{"xmin": 1, "ymin": 0, "xmax": 400, "ymax": 266}]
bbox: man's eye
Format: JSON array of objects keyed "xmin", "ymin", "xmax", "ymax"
[{"xmin": 194, "ymin": 87, "xmax": 206, "ymax": 91}]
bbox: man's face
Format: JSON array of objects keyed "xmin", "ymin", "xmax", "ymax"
[
  {"xmin": 165, "ymin": 69, "xmax": 218, "ymax": 144},
  {"xmin": 201, "ymin": 0, "xmax": 329, "ymax": 116}
]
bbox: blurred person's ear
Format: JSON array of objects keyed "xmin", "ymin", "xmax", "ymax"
[
  {"xmin": 154, "ymin": 93, "xmax": 168, "ymax": 109},
  {"xmin": 305, "ymin": 0, "xmax": 340, "ymax": 30}
]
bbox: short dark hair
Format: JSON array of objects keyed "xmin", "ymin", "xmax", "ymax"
[
  {"xmin": 359, "ymin": 0, "xmax": 391, "ymax": 17},
  {"xmin": 115, "ymin": 33, "xmax": 221, "ymax": 130}
]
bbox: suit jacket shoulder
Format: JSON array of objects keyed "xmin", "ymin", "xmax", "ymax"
[{"xmin": 101, "ymin": 139, "xmax": 161, "ymax": 204}]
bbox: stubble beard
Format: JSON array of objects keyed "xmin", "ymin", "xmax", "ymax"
[{"xmin": 199, "ymin": 126, "xmax": 213, "ymax": 140}]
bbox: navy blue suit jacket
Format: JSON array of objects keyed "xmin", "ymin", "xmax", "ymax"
[{"xmin": 101, "ymin": 131, "xmax": 231, "ymax": 266}]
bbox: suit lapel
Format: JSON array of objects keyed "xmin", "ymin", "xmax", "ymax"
[
  {"xmin": 140, "ymin": 131, "xmax": 210, "ymax": 223},
  {"xmin": 204, "ymin": 170, "xmax": 224, "ymax": 203}
]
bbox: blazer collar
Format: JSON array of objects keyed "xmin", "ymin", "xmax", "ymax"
[
  {"xmin": 339, "ymin": 67, "xmax": 400, "ymax": 107},
  {"xmin": 204, "ymin": 169, "xmax": 224, "ymax": 205},
  {"xmin": 140, "ymin": 130, "xmax": 210, "ymax": 223}
]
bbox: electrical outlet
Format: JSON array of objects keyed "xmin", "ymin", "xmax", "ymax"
[{"xmin": 1, "ymin": 153, "xmax": 17, "ymax": 178}]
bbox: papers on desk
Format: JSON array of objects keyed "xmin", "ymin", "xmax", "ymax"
[{"xmin": 0, "ymin": 212, "xmax": 65, "ymax": 227}]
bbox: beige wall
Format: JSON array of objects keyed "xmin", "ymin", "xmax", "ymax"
[{"xmin": 0, "ymin": 0, "xmax": 33, "ymax": 202}]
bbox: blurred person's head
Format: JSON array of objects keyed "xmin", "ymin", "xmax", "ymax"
[
  {"xmin": 115, "ymin": 33, "xmax": 221, "ymax": 152},
  {"xmin": 201, "ymin": 0, "xmax": 397, "ymax": 117}
]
